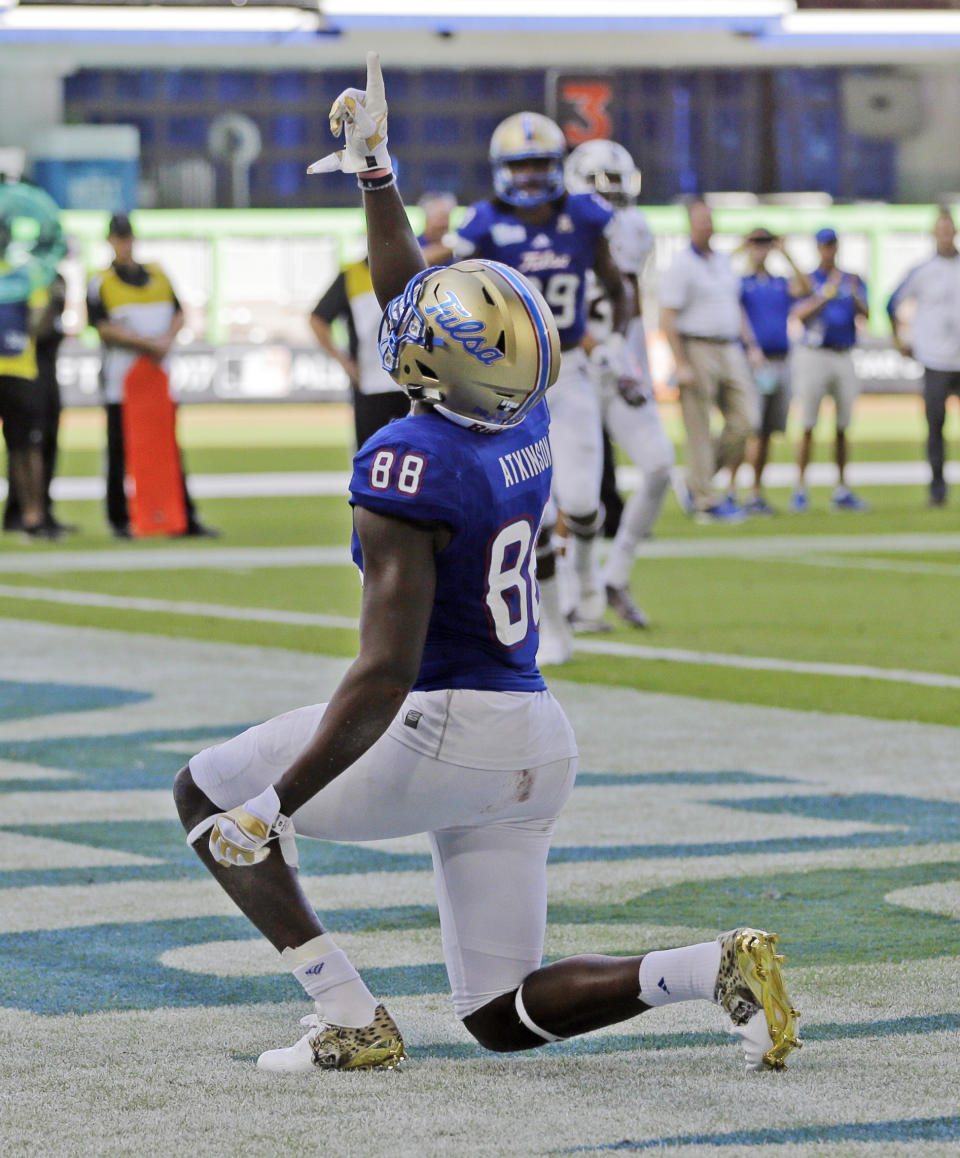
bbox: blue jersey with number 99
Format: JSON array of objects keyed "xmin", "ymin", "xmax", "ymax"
[
  {"xmin": 349, "ymin": 402, "xmax": 552, "ymax": 692},
  {"xmin": 453, "ymin": 193, "xmax": 614, "ymax": 348}
]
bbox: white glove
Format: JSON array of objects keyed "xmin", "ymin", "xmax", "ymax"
[
  {"xmin": 589, "ymin": 332, "xmax": 625, "ymax": 383},
  {"xmin": 208, "ymin": 785, "xmax": 295, "ymax": 868},
  {"xmin": 307, "ymin": 51, "xmax": 391, "ymax": 177},
  {"xmin": 589, "ymin": 333, "xmax": 650, "ymax": 407},
  {"xmin": 728, "ymin": 1007, "xmax": 777, "ymax": 1073}
]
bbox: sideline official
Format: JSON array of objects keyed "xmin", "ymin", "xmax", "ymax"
[{"xmin": 87, "ymin": 213, "xmax": 217, "ymax": 538}]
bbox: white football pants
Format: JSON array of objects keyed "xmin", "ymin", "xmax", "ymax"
[
  {"xmin": 546, "ymin": 346, "xmax": 604, "ymax": 520},
  {"xmin": 189, "ymin": 688, "xmax": 578, "ymax": 1019}
]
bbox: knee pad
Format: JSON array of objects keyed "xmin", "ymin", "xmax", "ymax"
[
  {"xmin": 536, "ymin": 534, "xmax": 557, "ymax": 581},
  {"xmin": 565, "ymin": 508, "xmax": 604, "ymax": 540},
  {"xmin": 647, "ymin": 464, "xmax": 672, "ymax": 496}
]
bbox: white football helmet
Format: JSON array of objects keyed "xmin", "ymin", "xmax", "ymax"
[
  {"xmin": 489, "ymin": 112, "xmax": 567, "ymax": 208},
  {"xmin": 378, "ymin": 260, "xmax": 560, "ymax": 431},
  {"xmin": 564, "ymin": 139, "xmax": 641, "ymax": 207}
]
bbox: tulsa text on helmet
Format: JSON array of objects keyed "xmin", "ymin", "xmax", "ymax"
[{"xmin": 422, "ymin": 290, "xmax": 504, "ymax": 365}]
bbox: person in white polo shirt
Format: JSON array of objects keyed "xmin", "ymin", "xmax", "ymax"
[
  {"xmin": 887, "ymin": 207, "xmax": 960, "ymax": 508},
  {"xmin": 659, "ymin": 199, "xmax": 758, "ymax": 523}
]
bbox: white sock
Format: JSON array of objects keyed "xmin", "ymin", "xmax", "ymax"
[
  {"xmin": 570, "ymin": 532, "xmax": 600, "ymax": 598},
  {"xmin": 638, "ymin": 941, "xmax": 721, "ymax": 1007},
  {"xmin": 602, "ymin": 470, "xmax": 668, "ymax": 590},
  {"xmin": 282, "ymin": 933, "xmax": 378, "ymax": 1029},
  {"xmin": 539, "ymin": 572, "xmax": 571, "ymax": 634}
]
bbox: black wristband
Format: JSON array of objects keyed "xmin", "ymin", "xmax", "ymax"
[{"xmin": 357, "ymin": 170, "xmax": 396, "ymax": 191}]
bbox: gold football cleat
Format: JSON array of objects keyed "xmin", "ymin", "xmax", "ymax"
[
  {"xmin": 715, "ymin": 927, "xmax": 801, "ymax": 1070},
  {"xmin": 257, "ymin": 1004, "xmax": 406, "ymax": 1074}
]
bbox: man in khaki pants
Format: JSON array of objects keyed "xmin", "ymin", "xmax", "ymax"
[
  {"xmin": 790, "ymin": 226, "xmax": 869, "ymax": 513},
  {"xmin": 660, "ymin": 200, "xmax": 759, "ymax": 523}
]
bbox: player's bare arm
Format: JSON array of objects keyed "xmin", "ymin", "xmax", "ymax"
[
  {"xmin": 199, "ymin": 501, "xmax": 441, "ymax": 870},
  {"xmin": 272, "ymin": 504, "xmax": 441, "ymax": 817},
  {"xmin": 363, "ymin": 183, "xmax": 427, "ymax": 308}
]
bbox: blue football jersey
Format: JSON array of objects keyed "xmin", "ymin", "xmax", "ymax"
[
  {"xmin": 454, "ymin": 193, "xmax": 614, "ymax": 347},
  {"xmin": 349, "ymin": 403, "xmax": 553, "ymax": 692}
]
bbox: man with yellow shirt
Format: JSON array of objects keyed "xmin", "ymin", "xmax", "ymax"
[
  {"xmin": 310, "ymin": 255, "xmax": 410, "ymax": 450},
  {"xmin": 0, "ymin": 214, "xmax": 51, "ymax": 539},
  {"xmin": 86, "ymin": 213, "xmax": 217, "ymax": 538}
]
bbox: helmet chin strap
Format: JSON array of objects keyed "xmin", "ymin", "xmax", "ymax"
[{"xmin": 431, "ymin": 403, "xmax": 505, "ymax": 434}]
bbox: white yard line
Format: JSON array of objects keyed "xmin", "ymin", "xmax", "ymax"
[
  {"xmin": 44, "ymin": 472, "xmax": 355, "ymax": 501},
  {"xmin": 639, "ymin": 531, "xmax": 960, "ymax": 559},
  {"xmin": 5, "ymin": 457, "xmax": 957, "ymax": 504},
  {"xmin": 0, "ymin": 584, "xmax": 357, "ymax": 629},
  {"xmin": 0, "ymin": 533, "xmax": 958, "ymax": 574},
  {"xmin": 572, "ymin": 638, "xmax": 960, "ymax": 689},
  {"xmin": 0, "ymin": 545, "xmax": 351, "ymax": 573},
  {"xmin": 2, "ymin": 581, "xmax": 959, "ymax": 689},
  {"xmin": 774, "ymin": 554, "xmax": 960, "ymax": 577}
]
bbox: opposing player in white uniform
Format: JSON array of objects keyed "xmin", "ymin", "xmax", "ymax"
[
  {"xmin": 448, "ymin": 113, "xmax": 636, "ymax": 661},
  {"xmin": 565, "ymin": 140, "xmax": 675, "ymax": 628},
  {"xmin": 172, "ymin": 54, "xmax": 800, "ymax": 1077}
]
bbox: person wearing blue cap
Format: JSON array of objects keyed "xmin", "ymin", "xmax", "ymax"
[{"xmin": 790, "ymin": 226, "xmax": 870, "ymax": 512}]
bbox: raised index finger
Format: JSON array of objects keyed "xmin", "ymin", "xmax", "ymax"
[{"xmin": 365, "ymin": 51, "xmax": 385, "ymax": 103}]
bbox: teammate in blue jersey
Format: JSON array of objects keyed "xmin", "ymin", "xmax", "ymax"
[
  {"xmin": 447, "ymin": 112, "xmax": 636, "ymax": 660},
  {"xmin": 172, "ymin": 54, "xmax": 799, "ymax": 1078}
]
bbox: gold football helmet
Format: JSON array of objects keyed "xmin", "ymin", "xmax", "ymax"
[
  {"xmin": 378, "ymin": 260, "xmax": 560, "ymax": 431},
  {"xmin": 564, "ymin": 138, "xmax": 641, "ymax": 207},
  {"xmin": 489, "ymin": 112, "xmax": 567, "ymax": 208}
]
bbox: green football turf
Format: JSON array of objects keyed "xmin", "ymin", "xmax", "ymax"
[
  {"xmin": 1, "ymin": 399, "xmax": 957, "ymax": 726},
  {"xmin": 2, "ymin": 400, "xmax": 959, "ymax": 1156},
  {"xmin": 2, "ymin": 620, "xmax": 958, "ymax": 1157}
]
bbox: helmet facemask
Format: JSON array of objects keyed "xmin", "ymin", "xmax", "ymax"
[
  {"xmin": 493, "ymin": 157, "xmax": 566, "ymax": 209},
  {"xmin": 489, "ymin": 112, "xmax": 567, "ymax": 209},
  {"xmin": 564, "ymin": 139, "xmax": 642, "ymax": 208}
]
